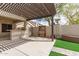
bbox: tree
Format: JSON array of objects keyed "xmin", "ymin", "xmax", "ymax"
[
  {"xmin": 36, "ymin": 17, "xmax": 52, "ymax": 26},
  {"xmin": 44, "ymin": 16, "xmax": 52, "ymax": 26},
  {"xmin": 56, "ymin": 3, "xmax": 79, "ymax": 24}
]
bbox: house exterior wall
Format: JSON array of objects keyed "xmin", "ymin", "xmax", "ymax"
[
  {"xmin": 0, "ymin": 19, "xmax": 19, "ymax": 41},
  {"xmin": 0, "ymin": 19, "xmax": 15, "ymax": 33},
  {"xmin": 11, "ymin": 30, "xmax": 25, "ymax": 40}
]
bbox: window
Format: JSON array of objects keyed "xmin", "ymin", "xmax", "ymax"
[{"xmin": 2, "ymin": 24, "xmax": 12, "ymax": 32}]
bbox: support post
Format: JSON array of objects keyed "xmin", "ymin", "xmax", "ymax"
[
  {"xmin": 51, "ymin": 16, "xmax": 54, "ymax": 41},
  {"xmin": 24, "ymin": 21, "xmax": 27, "ymax": 30}
]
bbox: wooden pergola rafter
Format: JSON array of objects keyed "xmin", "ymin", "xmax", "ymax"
[{"xmin": 0, "ymin": 3, "xmax": 56, "ymax": 20}]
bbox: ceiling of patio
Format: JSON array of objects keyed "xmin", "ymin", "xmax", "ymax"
[{"xmin": 0, "ymin": 3, "xmax": 56, "ymax": 21}]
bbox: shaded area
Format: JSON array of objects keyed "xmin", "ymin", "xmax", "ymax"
[
  {"xmin": 0, "ymin": 39, "xmax": 29, "ymax": 53},
  {"xmin": 54, "ymin": 39, "xmax": 79, "ymax": 52}
]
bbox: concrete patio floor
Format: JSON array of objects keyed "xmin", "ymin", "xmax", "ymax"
[{"xmin": 0, "ymin": 38, "xmax": 56, "ymax": 56}]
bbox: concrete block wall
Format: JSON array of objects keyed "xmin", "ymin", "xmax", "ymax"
[
  {"xmin": 31, "ymin": 26, "xmax": 52, "ymax": 38},
  {"xmin": 54, "ymin": 24, "xmax": 79, "ymax": 38},
  {"xmin": 46, "ymin": 26, "xmax": 52, "ymax": 38},
  {"xmin": 54, "ymin": 24, "xmax": 79, "ymax": 43}
]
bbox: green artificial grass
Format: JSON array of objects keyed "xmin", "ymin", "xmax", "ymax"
[
  {"xmin": 49, "ymin": 51, "xmax": 65, "ymax": 56},
  {"xmin": 54, "ymin": 39, "xmax": 79, "ymax": 52}
]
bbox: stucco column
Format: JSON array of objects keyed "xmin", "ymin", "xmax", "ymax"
[
  {"xmin": 23, "ymin": 20, "xmax": 31, "ymax": 39},
  {"xmin": 24, "ymin": 21, "xmax": 27, "ymax": 30}
]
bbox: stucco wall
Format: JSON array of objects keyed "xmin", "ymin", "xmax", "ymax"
[
  {"xmin": 53, "ymin": 24, "xmax": 62, "ymax": 35},
  {"xmin": 0, "ymin": 19, "xmax": 15, "ymax": 33},
  {"xmin": 61, "ymin": 25, "xmax": 79, "ymax": 36},
  {"xmin": 11, "ymin": 30, "xmax": 25, "ymax": 40},
  {"xmin": 54, "ymin": 24, "xmax": 79, "ymax": 38}
]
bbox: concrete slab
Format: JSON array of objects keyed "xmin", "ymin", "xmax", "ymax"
[
  {"xmin": 15, "ymin": 39, "xmax": 56, "ymax": 56},
  {"xmin": 0, "ymin": 39, "xmax": 56, "ymax": 56}
]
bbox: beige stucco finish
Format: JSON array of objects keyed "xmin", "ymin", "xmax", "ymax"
[{"xmin": 54, "ymin": 24, "xmax": 79, "ymax": 38}]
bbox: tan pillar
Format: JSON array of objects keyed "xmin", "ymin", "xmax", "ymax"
[
  {"xmin": 23, "ymin": 20, "xmax": 31, "ymax": 38},
  {"xmin": 24, "ymin": 21, "xmax": 27, "ymax": 30}
]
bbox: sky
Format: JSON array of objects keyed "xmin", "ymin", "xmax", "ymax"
[
  {"xmin": 32, "ymin": 15, "xmax": 68, "ymax": 26},
  {"xmin": 31, "ymin": 18, "xmax": 49, "ymax": 26},
  {"xmin": 58, "ymin": 16, "xmax": 68, "ymax": 25}
]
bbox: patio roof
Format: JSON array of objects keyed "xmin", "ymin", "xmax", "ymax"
[{"xmin": 0, "ymin": 3, "xmax": 56, "ymax": 21}]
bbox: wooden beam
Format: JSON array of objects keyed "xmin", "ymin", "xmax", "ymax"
[
  {"xmin": 42, "ymin": 4, "xmax": 50, "ymax": 14},
  {"xmin": 0, "ymin": 3, "xmax": 6, "ymax": 9},
  {"xmin": 26, "ymin": 15, "xmax": 52, "ymax": 21},
  {"xmin": 23, "ymin": 4, "xmax": 41, "ymax": 17},
  {"xmin": 32, "ymin": 4, "xmax": 45, "ymax": 15}
]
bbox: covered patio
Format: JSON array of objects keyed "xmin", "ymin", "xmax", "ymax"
[
  {"xmin": 0, "ymin": 3, "xmax": 56, "ymax": 41},
  {"xmin": 0, "ymin": 3, "xmax": 56, "ymax": 55}
]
